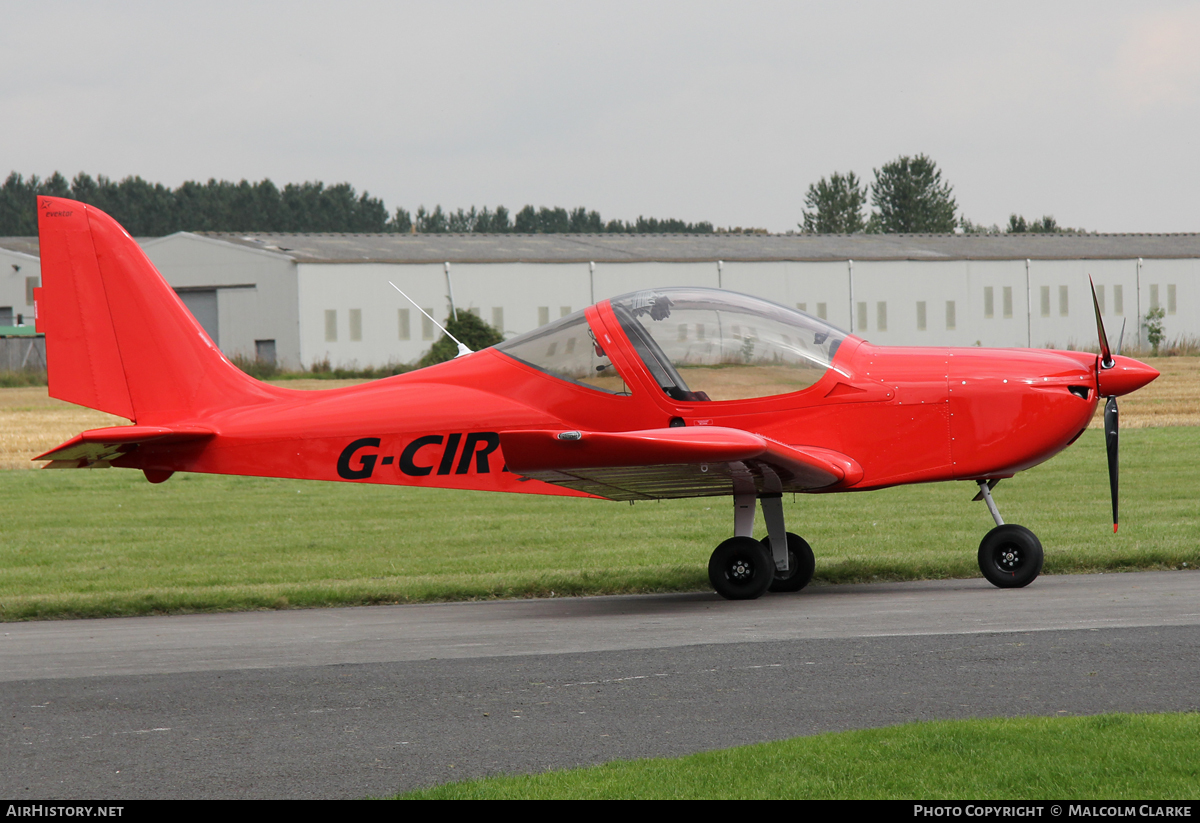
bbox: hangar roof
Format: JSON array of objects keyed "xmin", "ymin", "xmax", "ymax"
[
  {"xmin": 192, "ymin": 231, "xmax": 1200, "ymax": 264},
  {"xmin": 0, "ymin": 238, "xmax": 42, "ymax": 258},
  {"xmin": 7, "ymin": 232, "xmax": 1200, "ymax": 264}
]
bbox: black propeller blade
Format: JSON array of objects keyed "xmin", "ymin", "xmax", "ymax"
[
  {"xmin": 1089, "ymin": 276, "xmax": 1119, "ymax": 532},
  {"xmin": 1104, "ymin": 395, "xmax": 1119, "ymax": 532}
]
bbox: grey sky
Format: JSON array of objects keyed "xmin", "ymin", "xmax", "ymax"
[{"xmin": 3, "ymin": 1, "xmax": 1198, "ymax": 232}]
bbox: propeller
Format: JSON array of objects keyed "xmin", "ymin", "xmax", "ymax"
[{"xmin": 1088, "ymin": 276, "xmax": 1119, "ymax": 532}]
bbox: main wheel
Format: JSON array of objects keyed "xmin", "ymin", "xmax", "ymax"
[
  {"xmin": 763, "ymin": 533, "xmax": 816, "ymax": 593},
  {"xmin": 978, "ymin": 524, "xmax": 1044, "ymax": 588},
  {"xmin": 709, "ymin": 536, "xmax": 774, "ymax": 600}
]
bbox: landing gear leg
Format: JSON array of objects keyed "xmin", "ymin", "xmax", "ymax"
[
  {"xmin": 760, "ymin": 493, "xmax": 814, "ymax": 593},
  {"xmin": 974, "ymin": 480, "xmax": 1044, "ymax": 588}
]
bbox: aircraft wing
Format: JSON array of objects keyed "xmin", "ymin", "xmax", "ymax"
[
  {"xmin": 35, "ymin": 425, "xmax": 215, "ymax": 468},
  {"xmin": 500, "ymin": 426, "xmax": 862, "ymax": 501}
]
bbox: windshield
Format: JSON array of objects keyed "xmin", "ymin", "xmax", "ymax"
[
  {"xmin": 494, "ymin": 309, "xmax": 630, "ymax": 394},
  {"xmin": 608, "ymin": 288, "xmax": 847, "ymax": 401}
]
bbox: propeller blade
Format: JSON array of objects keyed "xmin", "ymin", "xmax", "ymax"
[
  {"xmin": 1089, "ymin": 275, "xmax": 1114, "ymax": 369},
  {"xmin": 1116, "ymin": 318, "xmax": 1126, "ymax": 357},
  {"xmin": 1105, "ymin": 395, "xmax": 1119, "ymax": 532}
]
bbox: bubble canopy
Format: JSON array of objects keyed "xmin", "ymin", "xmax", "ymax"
[{"xmin": 495, "ymin": 288, "xmax": 850, "ymax": 402}]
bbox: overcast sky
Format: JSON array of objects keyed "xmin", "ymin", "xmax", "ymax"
[{"xmin": 4, "ymin": 1, "xmax": 1198, "ymax": 233}]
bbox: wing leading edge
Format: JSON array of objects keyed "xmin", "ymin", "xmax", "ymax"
[{"xmin": 500, "ymin": 427, "xmax": 862, "ymax": 501}]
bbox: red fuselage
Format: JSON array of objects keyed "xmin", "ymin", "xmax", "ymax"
[{"xmin": 109, "ymin": 299, "xmax": 1158, "ymax": 496}]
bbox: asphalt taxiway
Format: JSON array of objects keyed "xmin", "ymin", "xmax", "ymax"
[{"xmin": 2, "ymin": 570, "xmax": 1197, "ymax": 798}]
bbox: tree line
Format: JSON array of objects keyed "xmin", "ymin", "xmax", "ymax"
[
  {"xmin": 3, "ymin": 164, "xmax": 1080, "ymax": 237},
  {"xmin": 0, "ymin": 171, "xmax": 714, "ymax": 236},
  {"xmin": 800, "ymin": 154, "xmax": 1082, "ymax": 235}
]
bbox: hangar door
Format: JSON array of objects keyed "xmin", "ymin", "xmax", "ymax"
[{"xmin": 176, "ymin": 289, "xmax": 219, "ymax": 346}]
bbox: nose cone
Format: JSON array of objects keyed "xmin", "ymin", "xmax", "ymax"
[{"xmin": 1097, "ymin": 355, "xmax": 1159, "ymax": 397}]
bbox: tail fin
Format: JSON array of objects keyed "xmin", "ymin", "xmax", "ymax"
[{"xmin": 36, "ymin": 196, "xmax": 273, "ymax": 422}]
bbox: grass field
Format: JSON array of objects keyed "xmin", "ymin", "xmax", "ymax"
[{"xmin": 395, "ymin": 713, "xmax": 1200, "ymax": 799}]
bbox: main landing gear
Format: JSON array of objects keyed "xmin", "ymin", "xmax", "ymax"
[
  {"xmin": 708, "ymin": 492, "xmax": 815, "ymax": 600},
  {"xmin": 974, "ymin": 480, "xmax": 1043, "ymax": 588}
]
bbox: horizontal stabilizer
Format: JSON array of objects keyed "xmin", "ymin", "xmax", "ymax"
[
  {"xmin": 35, "ymin": 425, "xmax": 214, "ymax": 468},
  {"xmin": 500, "ymin": 427, "xmax": 862, "ymax": 500}
]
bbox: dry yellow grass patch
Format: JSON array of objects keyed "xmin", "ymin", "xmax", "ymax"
[
  {"xmin": 1088, "ymin": 357, "xmax": 1200, "ymax": 428},
  {"xmin": 1, "ymin": 362, "xmax": 1193, "ymax": 470}
]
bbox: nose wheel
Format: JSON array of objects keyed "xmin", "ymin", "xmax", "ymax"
[
  {"xmin": 978, "ymin": 524, "xmax": 1044, "ymax": 588},
  {"xmin": 974, "ymin": 480, "xmax": 1043, "ymax": 588}
]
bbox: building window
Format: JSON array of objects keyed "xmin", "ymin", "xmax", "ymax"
[
  {"xmin": 1114, "ymin": 285, "xmax": 1124, "ymax": 315},
  {"xmin": 560, "ymin": 306, "xmax": 572, "ymax": 318},
  {"xmin": 422, "ymin": 310, "xmax": 435, "ymax": 340},
  {"xmin": 946, "ymin": 300, "xmax": 956, "ymax": 330},
  {"xmin": 1168, "ymin": 284, "xmax": 1176, "ymax": 315},
  {"xmin": 876, "ymin": 301, "xmax": 887, "ymax": 332},
  {"xmin": 538, "ymin": 306, "xmax": 550, "ymax": 326},
  {"xmin": 1040, "ymin": 286, "xmax": 1051, "ymax": 317},
  {"xmin": 25, "ymin": 276, "xmax": 39, "ymax": 306},
  {"xmin": 1059, "ymin": 285, "xmax": 1069, "ymax": 316},
  {"xmin": 1003, "ymin": 286, "xmax": 1013, "ymax": 318},
  {"xmin": 917, "ymin": 301, "xmax": 927, "ymax": 331},
  {"xmin": 796, "ymin": 302, "xmax": 807, "ymax": 313},
  {"xmin": 398, "ymin": 309, "xmax": 410, "ymax": 340},
  {"xmin": 325, "ymin": 310, "xmax": 337, "ymax": 342},
  {"xmin": 349, "ymin": 308, "xmax": 362, "ymax": 341},
  {"xmin": 984, "ymin": 287, "xmax": 994, "ymax": 319},
  {"xmin": 678, "ymin": 323, "xmax": 688, "ymax": 341},
  {"xmin": 1096, "ymin": 285, "xmax": 1106, "ymax": 315},
  {"xmin": 1149, "ymin": 284, "xmax": 1159, "ymax": 311},
  {"xmin": 816, "ymin": 302, "xmax": 827, "ymax": 320},
  {"xmin": 492, "ymin": 307, "xmax": 504, "ymax": 332},
  {"xmin": 255, "ymin": 339, "xmax": 276, "ymax": 366},
  {"xmin": 856, "ymin": 301, "xmax": 867, "ymax": 332}
]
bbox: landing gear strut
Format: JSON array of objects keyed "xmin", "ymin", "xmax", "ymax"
[
  {"xmin": 974, "ymin": 480, "xmax": 1043, "ymax": 588},
  {"xmin": 708, "ymin": 492, "xmax": 814, "ymax": 600}
]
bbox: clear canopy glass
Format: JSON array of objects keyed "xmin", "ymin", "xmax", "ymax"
[
  {"xmin": 495, "ymin": 288, "xmax": 848, "ymax": 401},
  {"xmin": 495, "ymin": 310, "xmax": 630, "ymax": 394},
  {"xmin": 608, "ymin": 288, "xmax": 847, "ymax": 402}
]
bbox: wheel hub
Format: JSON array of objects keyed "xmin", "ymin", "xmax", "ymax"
[
  {"xmin": 729, "ymin": 559, "xmax": 753, "ymax": 580},
  {"xmin": 998, "ymin": 547, "xmax": 1021, "ymax": 570}
]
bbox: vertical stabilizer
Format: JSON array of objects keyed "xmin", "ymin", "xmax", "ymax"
[{"xmin": 36, "ymin": 196, "xmax": 276, "ymax": 423}]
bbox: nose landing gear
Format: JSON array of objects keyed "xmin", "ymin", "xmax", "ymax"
[{"xmin": 974, "ymin": 480, "xmax": 1043, "ymax": 588}]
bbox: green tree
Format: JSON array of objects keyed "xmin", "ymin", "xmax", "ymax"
[
  {"xmin": 1007, "ymin": 214, "xmax": 1076, "ymax": 234},
  {"xmin": 418, "ymin": 311, "xmax": 504, "ymax": 367},
  {"xmin": 869, "ymin": 154, "xmax": 957, "ymax": 233},
  {"xmin": 415, "ymin": 205, "xmax": 448, "ymax": 233},
  {"xmin": 1143, "ymin": 306, "xmax": 1166, "ymax": 355},
  {"xmin": 800, "ymin": 171, "xmax": 867, "ymax": 233},
  {"xmin": 389, "ymin": 207, "xmax": 413, "ymax": 233}
]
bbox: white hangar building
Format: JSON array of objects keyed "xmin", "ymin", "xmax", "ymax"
[
  {"xmin": 0, "ymin": 238, "xmax": 41, "ymax": 329},
  {"xmin": 5, "ymin": 233, "xmax": 1199, "ymax": 370}
]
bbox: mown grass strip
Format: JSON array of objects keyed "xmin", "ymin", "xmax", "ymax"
[
  {"xmin": 1, "ymin": 428, "xmax": 1196, "ymax": 621},
  {"xmin": 396, "ymin": 713, "xmax": 1200, "ymax": 799}
]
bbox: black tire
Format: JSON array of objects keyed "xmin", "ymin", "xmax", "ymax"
[
  {"xmin": 763, "ymin": 533, "xmax": 816, "ymax": 593},
  {"xmin": 709, "ymin": 536, "xmax": 774, "ymax": 600},
  {"xmin": 978, "ymin": 524, "xmax": 1044, "ymax": 588}
]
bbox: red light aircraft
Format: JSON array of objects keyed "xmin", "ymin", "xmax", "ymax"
[{"xmin": 34, "ymin": 197, "xmax": 1159, "ymax": 600}]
